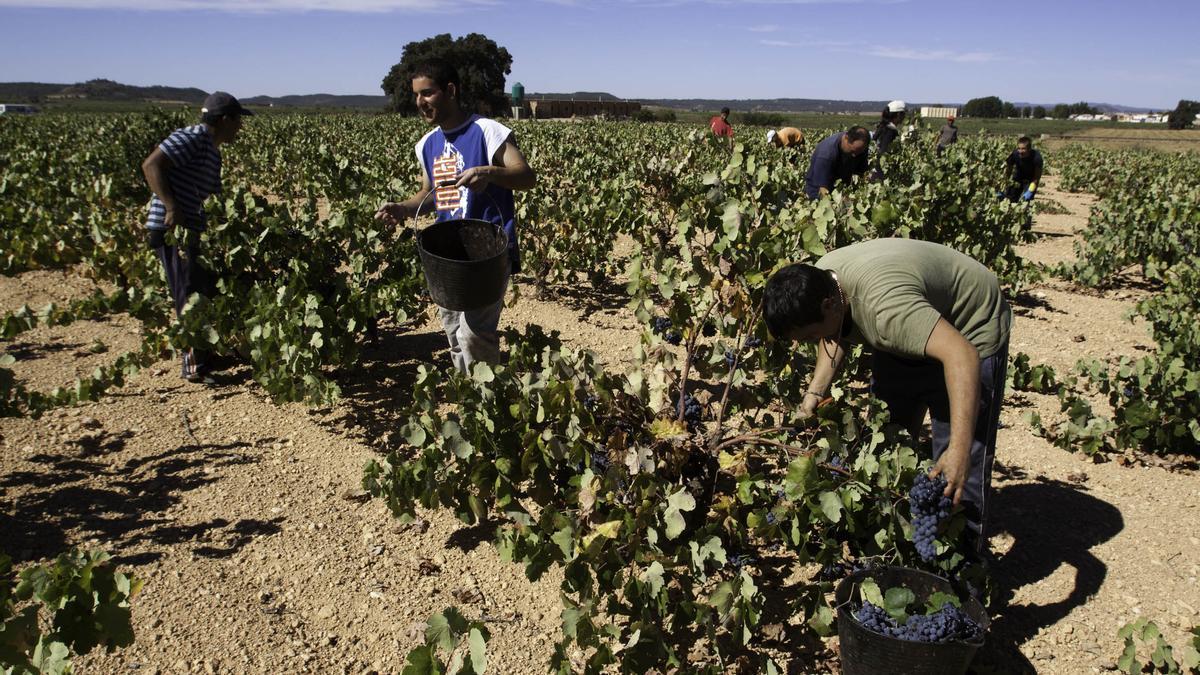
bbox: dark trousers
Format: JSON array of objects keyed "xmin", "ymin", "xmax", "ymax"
[
  {"xmin": 151, "ymin": 233, "xmax": 215, "ymax": 377},
  {"xmin": 871, "ymin": 341, "xmax": 1009, "ymax": 552}
]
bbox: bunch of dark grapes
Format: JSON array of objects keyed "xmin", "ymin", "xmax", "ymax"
[
  {"xmin": 855, "ymin": 602, "xmax": 982, "ymax": 643},
  {"xmin": 728, "ymin": 553, "xmax": 757, "ymax": 570},
  {"xmin": 651, "ymin": 316, "xmax": 682, "ymax": 345},
  {"xmin": 681, "ymin": 394, "xmax": 703, "ymax": 429},
  {"xmin": 590, "ymin": 450, "xmax": 611, "ymax": 473},
  {"xmin": 909, "ymin": 473, "xmax": 952, "ymax": 562},
  {"xmin": 745, "ymin": 336, "xmax": 763, "ymax": 349},
  {"xmin": 583, "ymin": 394, "xmax": 599, "ymax": 411},
  {"xmin": 855, "ymin": 603, "xmax": 894, "ymax": 635},
  {"xmin": 724, "ymin": 350, "xmax": 737, "ymax": 368}
]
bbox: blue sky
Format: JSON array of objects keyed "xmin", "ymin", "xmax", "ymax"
[{"xmin": 1, "ymin": 0, "xmax": 1197, "ymax": 109}]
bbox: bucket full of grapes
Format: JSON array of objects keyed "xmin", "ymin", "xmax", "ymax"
[{"xmin": 835, "ymin": 566, "xmax": 989, "ymax": 675}]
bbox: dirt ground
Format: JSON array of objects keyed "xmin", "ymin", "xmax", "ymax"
[{"xmin": 2, "ymin": 174, "xmax": 1198, "ymax": 675}]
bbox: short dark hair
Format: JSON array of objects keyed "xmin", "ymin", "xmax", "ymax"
[
  {"xmin": 201, "ymin": 111, "xmax": 232, "ymax": 125},
  {"xmin": 1017, "ymin": 135, "xmax": 1032, "ymax": 147},
  {"xmin": 721, "ymin": 107, "xmax": 731, "ymax": 115},
  {"xmin": 412, "ymin": 59, "xmax": 461, "ymax": 94},
  {"xmin": 762, "ymin": 263, "xmax": 836, "ymax": 339},
  {"xmin": 845, "ymin": 126, "xmax": 870, "ymax": 144}
]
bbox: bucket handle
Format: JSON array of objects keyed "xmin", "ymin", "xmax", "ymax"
[{"xmin": 413, "ymin": 179, "xmax": 505, "ymax": 228}]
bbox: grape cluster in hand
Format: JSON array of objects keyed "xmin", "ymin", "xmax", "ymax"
[
  {"xmin": 854, "ymin": 602, "xmax": 982, "ymax": 643},
  {"xmin": 909, "ymin": 474, "xmax": 952, "ymax": 562},
  {"xmin": 651, "ymin": 316, "xmax": 682, "ymax": 345}
]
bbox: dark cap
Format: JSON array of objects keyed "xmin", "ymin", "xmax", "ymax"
[{"xmin": 201, "ymin": 91, "xmax": 254, "ymax": 117}]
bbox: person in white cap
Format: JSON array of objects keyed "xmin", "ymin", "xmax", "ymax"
[
  {"xmin": 767, "ymin": 126, "xmax": 804, "ymax": 149},
  {"xmin": 870, "ymin": 100, "xmax": 906, "ymax": 180},
  {"xmin": 140, "ymin": 91, "xmax": 253, "ymax": 382}
]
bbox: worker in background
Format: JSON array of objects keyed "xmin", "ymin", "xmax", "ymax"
[
  {"xmin": 934, "ymin": 115, "xmax": 959, "ymax": 155},
  {"xmin": 767, "ymin": 126, "xmax": 804, "ymax": 149},
  {"xmin": 803, "ymin": 126, "xmax": 870, "ymax": 199},
  {"xmin": 710, "ymin": 107, "xmax": 734, "ymax": 141},
  {"xmin": 869, "ymin": 100, "xmax": 906, "ymax": 181},
  {"xmin": 141, "ymin": 91, "xmax": 253, "ymax": 383},
  {"xmin": 1000, "ymin": 135, "xmax": 1043, "ymax": 203}
]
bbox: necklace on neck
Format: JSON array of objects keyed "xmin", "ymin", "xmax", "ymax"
[{"xmin": 830, "ymin": 271, "xmax": 848, "ymax": 340}]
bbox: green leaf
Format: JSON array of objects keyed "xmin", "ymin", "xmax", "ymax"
[
  {"xmin": 582, "ymin": 520, "xmax": 622, "ymax": 550},
  {"xmin": 640, "ymin": 562, "xmax": 665, "ymax": 597},
  {"xmin": 925, "ymin": 592, "xmax": 961, "ymax": 613},
  {"xmin": 468, "ymin": 627, "xmax": 488, "ymax": 674},
  {"xmin": 663, "ymin": 488, "xmax": 696, "ymax": 539},
  {"xmin": 818, "ymin": 491, "xmax": 843, "ymax": 523},
  {"xmin": 859, "ymin": 578, "xmax": 884, "ymax": 609},
  {"xmin": 884, "ymin": 586, "xmax": 915, "ymax": 622},
  {"xmin": 402, "ymin": 645, "xmax": 443, "ymax": 675},
  {"xmin": 807, "ymin": 604, "xmax": 835, "ymax": 637},
  {"xmin": 470, "ymin": 363, "xmax": 495, "ymax": 383}
]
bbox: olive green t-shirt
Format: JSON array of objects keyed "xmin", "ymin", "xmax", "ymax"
[{"xmin": 814, "ymin": 239, "xmax": 1012, "ymax": 359}]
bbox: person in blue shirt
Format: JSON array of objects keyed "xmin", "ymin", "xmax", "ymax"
[
  {"xmin": 804, "ymin": 126, "xmax": 870, "ymax": 199},
  {"xmin": 1001, "ymin": 136, "xmax": 1043, "ymax": 202},
  {"xmin": 141, "ymin": 91, "xmax": 252, "ymax": 382},
  {"xmin": 376, "ymin": 59, "xmax": 536, "ymax": 373}
]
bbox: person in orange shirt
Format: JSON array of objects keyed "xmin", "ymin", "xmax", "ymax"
[{"xmin": 767, "ymin": 127, "xmax": 804, "ymax": 148}]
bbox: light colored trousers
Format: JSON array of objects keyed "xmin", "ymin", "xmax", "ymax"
[{"xmin": 437, "ymin": 280, "xmax": 507, "ymax": 372}]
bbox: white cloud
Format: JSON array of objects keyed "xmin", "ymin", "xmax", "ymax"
[
  {"xmin": 0, "ymin": 0, "xmax": 496, "ymax": 11},
  {"xmin": 867, "ymin": 46, "xmax": 1000, "ymax": 63},
  {"xmin": 747, "ymin": 24, "xmax": 779, "ymax": 32},
  {"xmin": 760, "ymin": 37, "xmax": 857, "ymax": 48}
]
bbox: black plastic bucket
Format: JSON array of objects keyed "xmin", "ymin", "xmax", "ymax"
[
  {"xmin": 835, "ymin": 566, "xmax": 989, "ymax": 675},
  {"xmin": 416, "ymin": 218, "xmax": 509, "ymax": 312}
]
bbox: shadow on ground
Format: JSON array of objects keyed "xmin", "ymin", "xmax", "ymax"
[
  {"xmin": 971, "ymin": 478, "xmax": 1124, "ymax": 673},
  {"xmin": 0, "ymin": 430, "xmax": 274, "ymax": 565}
]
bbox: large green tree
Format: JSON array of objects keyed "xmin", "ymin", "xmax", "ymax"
[
  {"xmin": 381, "ymin": 33, "xmax": 513, "ymax": 116},
  {"xmin": 962, "ymin": 96, "xmax": 1004, "ymax": 118},
  {"xmin": 1167, "ymin": 99, "xmax": 1200, "ymax": 130}
]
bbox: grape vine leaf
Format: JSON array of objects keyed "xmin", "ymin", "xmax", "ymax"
[{"xmin": 664, "ymin": 488, "xmax": 696, "ymax": 539}]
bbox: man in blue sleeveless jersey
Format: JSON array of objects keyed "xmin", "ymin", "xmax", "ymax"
[
  {"xmin": 141, "ymin": 91, "xmax": 252, "ymax": 382},
  {"xmin": 376, "ymin": 60, "xmax": 536, "ymax": 372}
]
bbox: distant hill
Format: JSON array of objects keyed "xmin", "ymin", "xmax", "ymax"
[
  {"xmin": 0, "ymin": 79, "xmax": 208, "ymax": 104},
  {"xmin": 527, "ymin": 92, "xmax": 624, "ymax": 101},
  {"xmin": 0, "ymin": 79, "xmax": 386, "ymax": 109},
  {"xmin": 241, "ymin": 93, "xmax": 388, "ymax": 109},
  {"xmin": 639, "ymin": 98, "xmax": 894, "ymax": 114},
  {"xmin": 0, "ymin": 80, "xmax": 1159, "ymax": 114}
]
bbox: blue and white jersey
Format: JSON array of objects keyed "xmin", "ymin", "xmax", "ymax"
[
  {"xmin": 415, "ymin": 115, "xmax": 519, "ymax": 272},
  {"xmin": 145, "ymin": 125, "xmax": 222, "ymax": 231}
]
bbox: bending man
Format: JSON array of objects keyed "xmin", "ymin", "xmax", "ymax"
[{"xmin": 763, "ymin": 239, "xmax": 1012, "ymax": 551}]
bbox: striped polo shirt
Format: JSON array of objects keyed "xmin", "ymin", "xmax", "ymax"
[{"xmin": 145, "ymin": 125, "xmax": 222, "ymax": 231}]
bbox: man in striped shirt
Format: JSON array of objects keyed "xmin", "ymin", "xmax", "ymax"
[{"xmin": 141, "ymin": 91, "xmax": 252, "ymax": 382}]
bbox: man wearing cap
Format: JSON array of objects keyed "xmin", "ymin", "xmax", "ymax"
[
  {"xmin": 934, "ymin": 115, "xmax": 959, "ymax": 156},
  {"xmin": 710, "ymin": 107, "xmax": 734, "ymax": 141},
  {"xmin": 767, "ymin": 127, "xmax": 804, "ymax": 149},
  {"xmin": 803, "ymin": 126, "xmax": 871, "ymax": 200},
  {"xmin": 141, "ymin": 91, "xmax": 252, "ymax": 382},
  {"xmin": 375, "ymin": 59, "xmax": 536, "ymax": 373},
  {"xmin": 869, "ymin": 100, "xmax": 906, "ymax": 181},
  {"xmin": 1001, "ymin": 136, "xmax": 1043, "ymax": 203}
]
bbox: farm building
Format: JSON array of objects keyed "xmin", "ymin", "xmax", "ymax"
[
  {"xmin": 522, "ymin": 98, "xmax": 641, "ymax": 120},
  {"xmin": 919, "ymin": 106, "xmax": 958, "ymax": 119}
]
